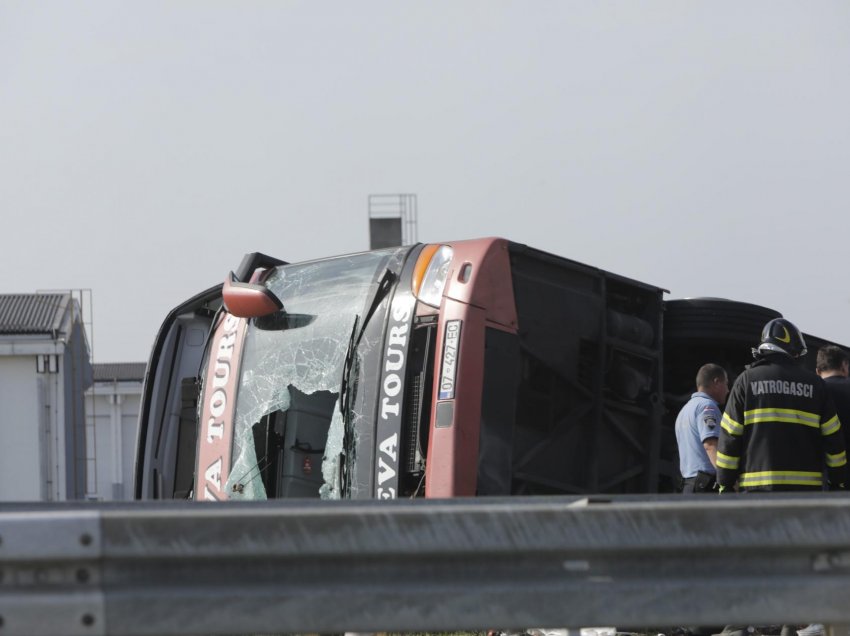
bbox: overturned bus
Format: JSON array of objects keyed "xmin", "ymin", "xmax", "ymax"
[{"xmin": 134, "ymin": 238, "xmax": 841, "ymax": 501}]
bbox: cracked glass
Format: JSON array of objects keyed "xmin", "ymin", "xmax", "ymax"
[{"xmin": 221, "ymin": 248, "xmax": 403, "ymax": 500}]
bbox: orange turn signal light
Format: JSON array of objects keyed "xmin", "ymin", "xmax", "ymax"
[{"xmin": 412, "ymin": 244, "xmax": 441, "ymax": 297}]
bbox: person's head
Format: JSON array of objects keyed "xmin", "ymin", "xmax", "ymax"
[
  {"xmin": 755, "ymin": 318, "xmax": 807, "ymax": 359},
  {"xmin": 696, "ymin": 363, "xmax": 729, "ymax": 405},
  {"xmin": 816, "ymin": 344, "xmax": 850, "ymax": 378}
]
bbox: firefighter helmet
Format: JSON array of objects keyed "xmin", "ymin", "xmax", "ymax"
[{"xmin": 756, "ymin": 318, "xmax": 807, "ymax": 358}]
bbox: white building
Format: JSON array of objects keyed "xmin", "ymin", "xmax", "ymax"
[
  {"xmin": 85, "ymin": 362, "xmax": 145, "ymax": 500},
  {"xmin": 0, "ymin": 293, "xmax": 93, "ymax": 501}
]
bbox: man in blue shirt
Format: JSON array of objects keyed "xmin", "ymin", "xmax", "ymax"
[{"xmin": 675, "ymin": 363, "xmax": 729, "ymax": 493}]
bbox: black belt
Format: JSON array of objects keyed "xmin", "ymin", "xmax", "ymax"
[{"xmin": 682, "ymin": 474, "xmax": 716, "ymax": 482}]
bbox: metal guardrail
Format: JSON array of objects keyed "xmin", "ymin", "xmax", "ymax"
[{"xmin": 2, "ymin": 494, "xmax": 850, "ymax": 635}]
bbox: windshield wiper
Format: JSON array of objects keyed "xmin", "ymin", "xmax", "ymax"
[
  {"xmin": 340, "ymin": 315, "xmax": 360, "ymax": 418},
  {"xmin": 337, "ymin": 268, "xmax": 397, "ymax": 497}
]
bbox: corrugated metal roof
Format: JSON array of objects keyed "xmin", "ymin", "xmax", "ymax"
[
  {"xmin": 0, "ymin": 294, "xmax": 69, "ymax": 334},
  {"xmin": 93, "ymin": 362, "xmax": 147, "ymax": 382}
]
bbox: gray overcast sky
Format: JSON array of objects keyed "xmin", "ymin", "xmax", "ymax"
[{"xmin": 2, "ymin": 1, "xmax": 849, "ymax": 363}]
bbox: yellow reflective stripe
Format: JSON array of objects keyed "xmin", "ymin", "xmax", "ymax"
[
  {"xmin": 827, "ymin": 450, "xmax": 847, "ymax": 468},
  {"xmin": 743, "ymin": 408, "xmax": 820, "ymax": 428},
  {"xmin": 721, "ymin": 413, "xmax": 744, "ymax": 436},
  {"xmin": 821, "ymin": 415, "xmax": 840, "ymax": 436},
  {"xmin": 739, "ymin": 471, "xmax": 823, "ymax": 487},
  {"xmin": 716, "ymin": 452, "xmax": 739, "ymax": 470}
]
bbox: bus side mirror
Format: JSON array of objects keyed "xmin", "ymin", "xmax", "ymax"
[{"xmin": 222, "ymin": 271, "xmax": 283, "ymax": 318}]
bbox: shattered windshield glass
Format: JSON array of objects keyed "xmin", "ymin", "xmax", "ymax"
[{"xmin": 222, "ymin": 248, "xmax": 403, "ymax": 501}]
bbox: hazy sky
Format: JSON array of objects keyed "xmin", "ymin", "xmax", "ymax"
[{"xmin": 2, "ymin": 2, "xmax": 849, "ymax": 363}]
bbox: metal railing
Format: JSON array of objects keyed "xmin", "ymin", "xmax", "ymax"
[{"xmin": 2, "ymin": 494, "xmax": 850, "ymax": 635}]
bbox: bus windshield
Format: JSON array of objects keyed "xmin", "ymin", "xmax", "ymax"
[{"xmin": 217, "ymin": 247, "xmax": 407, "ymax": 501}]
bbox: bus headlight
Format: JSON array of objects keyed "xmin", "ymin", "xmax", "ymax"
[{"xmin": 412, "ymin": 244, "xmax": 453, "ymax": 308}]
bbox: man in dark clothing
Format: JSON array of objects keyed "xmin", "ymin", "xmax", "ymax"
[
  {"xmin": 716, "ymin": 318, "xmax": 848, "ymax": 492},
  {"xmin": 816, "ymin": 345, "xmax": 850, "ymax": 454}
]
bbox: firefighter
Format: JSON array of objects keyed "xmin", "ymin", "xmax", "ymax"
[{"xmin": 716, "ymin": 318, "xmax": 848, "ymax": 492}]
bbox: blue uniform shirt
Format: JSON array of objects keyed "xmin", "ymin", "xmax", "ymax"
[{"xmin": 675, "ymin": 391, "xmax": 721, "ymax": 478}]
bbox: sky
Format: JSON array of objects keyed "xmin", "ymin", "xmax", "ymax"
[{"xmin": 2, "ymin": 1, "xmax": 850, "ymax": 363}]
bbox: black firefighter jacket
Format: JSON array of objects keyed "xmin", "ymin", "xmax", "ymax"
[{"xmin": 717, "ymin": 354, "xmax": 848, "ymax": 491}]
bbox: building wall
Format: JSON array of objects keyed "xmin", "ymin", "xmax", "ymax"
[
  {"xmin": 0, "ymin": 297, "xmax": 93, "ymax": 501},
  {"xmin": 86, "ymin": 383, "xmax": 142, "ymax": 500},
  {"xmin": 0, "ymin": 356, "xmax": 44, "ymax": 501},
  {"xmin": 63, "ymin": 321, "xmax": 93, "ymax": 499}
]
